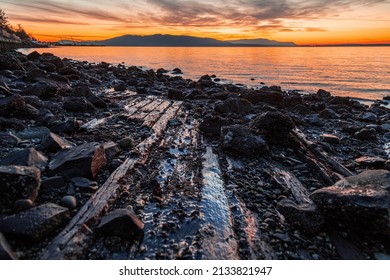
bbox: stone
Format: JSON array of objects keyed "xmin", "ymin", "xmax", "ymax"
[
  {"xmin": 252, "ymin": 111, "xmax": 295, "ymax": 144},
  {"xmin": 63, "ymin": 97, "xmax": 96, "ymax": 113},
  {"xmin": 221, "ymin": 125, "xmax": 269, "ymax": 157},
  {"xmin": 97, "ymin": 208, "xmax": 144, "ymax": 242},
  {"xmin": 156, "ymin": 68, "xmax": 169, "ymax": 74},
  {"xmin": 50, "ymin": 118, "xmax": 80, "ymax": 135},
  {"xmin": 24, "ymin": 95, "xmax": 44, "ymax": 109},
  {"xmin": 39, "ymin": 53, "xmax": 64, "ymax": 69},
  {"xmin": 342, "ymin": 124, "xmax": 365, "ymax": 134},
  {"xmin": 358, "ymin": 112, "xmax": 378, "ymax": 123},
  {"xmin": 38, "ymin": 132, "xmax": 73, "ymax": 153},
  {"xmin": 354, "ymin": 128, "xmax": 377, "ymax": 140},
  {"xmin": 0, "ymin": 232, "xmax": 17, "ymax": 260},
  {"xmin": 0, "ymin": 132, "xmax": 21, "ymax": 147},
  {"xmin": 118, "ymin": 137, "xmax": 134, "ymax": 149},
  {"xmin": 60, "ymin": 195, "xmax": 77, "ymax": 210},
  {"xmin": 26, "ymin": 68, "xmax": 47, "ymax": 82},
  {"xmin": 114, "ymin": 81, "xmax": 127, "ymax": 91},
  {"xmin": 172, "ymin": 68, "xmax": 183, "ymax": 74},
  {"xmin": 0, "ymin": 166, "xmax": 41, "ymax": 212},
  {"xmin": 317, "ymin": 89, "xmax": 331, "ymax": 99},
  {"xmin": 311, "ymin": 170, "xmax": 390, "ymax": 236},
  {"xmin": 277, "ymin": 199, "xmax": 324, "ymax": 235},
  {"xmin": 355, "ymin": 156, "xmax": 386, "ymax": 169},
  {"xmin": 13, "ymin": 199, "xmax": 34, "ymax": 213},
  {"xmin": 27, "ymin": 51, "xmax": 41, "ymax": 61},
  {"xmin": 22, "ymin": 81, "xmax": 59, "ymax": 100},
  {"xmin": 320, "ymin": 134, "xmax": 340, "ymax": 144},
  {"xmin": 40, "ymin": 176, "xmax": 66, "ymax": 190},
  {"xmin": 0, "ymin": 203, "xmax": 70, "ymax": 241},
  {"xmin": 0, "ymin": 148, "xmax": 48, "ymax": 171},
  {"xmin": 199, "ymin": 115, "xmax": 232, "ymax": 137},
  {"xmin": 241, "ymin": 88, "xmax": 283, "ymax": 106},
  {"xmin": 214, "ymin": 97, "xmax": 253, "ymax": 115},
  {"xmin": 70, "ymin": 177, "xmax": 98, "ymax": 192},
  {"xmin": 49, "ymin": 142, "xmax": 107, "ymax": 179},
  {"xmin": 167, "ymin": 88, "xmax": 184, "ymax": 100},
  {"xmin": 320, "ymin": 108, "xmax": 339, "ymax": 119},
  {"xmin": 103, "ymin": 142, "xmax": 121, "ymax": 162},
  {"xmin": 0, "ymin": 54, "xmax": 23, "ymax": 71},
  {"xmin": 0, "ymin": 117, "xmax": 25, "ymax": 130},
  {"xmin": 16, "ymin": 127, "xmax": 50, "ymax": 141},
  {"xmin": 0, "ymin": 94, "xmax": 25, "ymax": 118},
  {"xmin": 0, "ymin": 84, "xmax": 12, "ymax": 96},
  {"xmin": 73, "ymin": 85, "xmax": 108, "ymax": 109},
  {"xmin": 303, "ymin": 114, "xmax": 324, "ymax": 127}
]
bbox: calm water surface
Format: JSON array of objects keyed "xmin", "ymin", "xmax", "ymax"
[{"xmin": 20, "ymin": 46, "xmax": 390, "ymax": 100}]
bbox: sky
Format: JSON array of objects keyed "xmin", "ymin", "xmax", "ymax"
[{"xmin": 1, "ymin": 0, "xmax": 390, "ymax": 44}]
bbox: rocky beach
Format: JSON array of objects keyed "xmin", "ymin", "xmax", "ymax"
[{"xmin": 0, "ymin": 50, "xmax": 390, "ymax": 260}]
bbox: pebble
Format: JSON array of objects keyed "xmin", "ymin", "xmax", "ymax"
[
  {"xmin": 60, "ymin": 195, "xmax": 77, "ymax": 209},
  {"xmin": 119, "ymin": 137, "xmax": 134, "ymax": 149},
  {"xmin": 13, "ymin": 199, "xmax": 34, "ymax": 213}
]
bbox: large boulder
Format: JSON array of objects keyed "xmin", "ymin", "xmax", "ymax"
[
  {"xmin": 0, "ymin": 95, "xmax": 26, "ymax": 118},
  {"xmin": 38, "ymin": 132, "xmax": 73, "ymax": 153},
  {"xmin": 311, "ymin": 170, "xmax": 390, "ymax": 236},
  {"xmin": 252, "ymin": 111, "xmax": 295, "ymax": 144},
  {"xmin": 0, "ymin": 166, "xmax": 41, "ymax": 212},
  {"xmin": 241, "ymin": 88, "xmax": 283, "ymax": 106},
  {"xmin": 0, "ymin": 203, "xmax": 69, "ymax": 241},
  {"xmin": 0, "ymin": 148, "xmax": 48, "ymax": 171},
  {"xmin": 199, "ymin": 115, "xmax": 232, "ymax": 137},
  {"xmin": 48, "ymin": 142, "xmax": 107, "ymax": 179},
  {"xmin": 73, "ymin": 85, "xmax": 108, "ymax": 109},
  {"xmin": 21, "ymin": 81, "xmax": 59, "ymax": 100},
  {"xmin": 63, "ymin": 97, "xmax": 96, "ymax": 113},
  {"xmin": 214, "ymin": 97, "xmax": 252, "ymax": 115},
  {"xmin": 221, "ymin": 125, "xmax": 269, "ymax": 157},
  {"xmin": 97, "ymin": 208, "xmax": 144, "ymax": 242},
  {"xmin": 0, "ymin": 54, "xmax": 23, "ymax": 71}
]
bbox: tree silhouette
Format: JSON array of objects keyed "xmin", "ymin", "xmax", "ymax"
[{"xmin": 0, "ymin": 9, "xmax": 9, "ymax": 28}]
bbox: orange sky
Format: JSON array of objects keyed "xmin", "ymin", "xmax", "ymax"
[{"xmin": 1, "ymin": 0, "xmax": 390, "ymax": 44}]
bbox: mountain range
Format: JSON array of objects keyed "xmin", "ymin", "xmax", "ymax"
[{"xmin": 69, "ymin": 34, "xmax": 296, "ymax": 47}]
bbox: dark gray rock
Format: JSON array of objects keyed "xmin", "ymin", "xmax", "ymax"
[
  {"xmin": 354, "ymin": 128, "xmax": 377, "ymax": 140},
  {"xmin": 13, "ymin": 199, "xmax": 34, "ymax": 213},
  {"xmin": 16, "ymin": 127, "xmax": 50, "ymax": 141},
  {"xmin": 172, "ymin": 68, "xmax": 183, "ymax": 74},
  {"xmin": 60, "ymin": 195, "xmax": 77, "ymax": 210},
  {"xmin": 167, "ymin": 88, "xmax": 184, "ymax": 100},
  {"xmin": 0, "ymin": 132, "xmax": 21, "ymax": 147},
  {"xmin": 320, "ymin": 108, "xmax": 339, "ymax": 119},
  {"xmin": 303, "ymin": 114, "xmax": 324, "ymax": 127},
  {"xmin": 118, "ymin": 137, "xmax": 134, "ymax": 150},
  {"xmin": 199, "ymin": 115, "xmax": 232, "ymax": 137},
  {"xmin": 241, "ymin": 88, "xmax": 283, "ymax": 106},
  {"xmin": 252, "ymin": 111, "xmax": 295, "ymax": 144},
  {"xmin": 0, "ymin": 94, "xmax": 26, "ymax": 118},
  {"xmin": 278, "ymin": 199, "xmax": 324, "ymax": 235},
  {"xmin": 0, "ymin": 166, "xmax": 40, "ymax": 212},
  {"xmin": 24, "ymin": 95, "xmax": 44, "ymax": 109},
  {"xmin": 50, "ymin": 118, "xmax": 80, "ymax": 135},
  {"xmin": 320, "ymin": 134, "xmax": 340, "ymax": 144},
  {"xmin": 38, "ymin": 132, "xmax": 73, "ymax": 153},
  {"xmin": 215, "ymin": 97, "xmax": 252, "ymax": 115},
  {"xmin": 0, "ymin": 203, "xmax": 69, "ymax": 241},
  {"xmin": 311, "ymin": 170, "xmax": 390, "ymax": 236},
  {"xmin": 49, "ymin": 142, "xmax": 107, "ymax": 179},
  {"xmin": 221, "ymin": 125, "xmax": 269, "ymax": 157},
  {"xmin": 0, "ymin": 148, "xmax": 48, "ymax": 171},
  {"xmin": 40, "ymin": 176, "xmax": 66, "ymax": 190},
  {"xmin": 97, "ymin": 208, "xmax": 144, "ymax": 242},
  {"xmin": 21, "ymin": 81, "xmax": 59, "ymax": 100},
  {"xmin": 39, "ymin": 53, "xmax": 64, "ymax": 69},
  {"xmin": 70, "ymin": 177, "xmax": 98, "ymax": 192},
  {"xmin": 0, "ymin": 54, "xmax": 23, "ymax": 71},
  {"xmin": 26, "ymin": 51, "xmax": 41, "ymax": 61},
  {"xmin": 0, "ymin": 232, "xmax": 17, "ymax": 260},
  {"xmin": 73, "ymin": 85, "xmax": 107, "ymax": 109},
  {"xmin": 317, "ymin": 89, "xmax": 331, "ymax": 99},
  {"xmin": 114, "ymin": 81, "xmax": 127, "ymax": 91},
  {"xmin": 355, "ymin": 156, "xmax": 386, "ymax": 169},
  {"xmin": 103, "ymin": 142, "xmax": 121, "ymax": 162},
  {"xmin": 358, "ymin": 112, "xmax": 378, "ymax": 123},
  {"xmin": 63, "ymin": 97, "xmax": 96, "ymax": 113},
  {"xmin": 0, "ymin": 117, "xmax": 25, "ymax": 130},
  {"xmin": 26, "ymin": 68, "xmax": 46, "ymax": 82}
]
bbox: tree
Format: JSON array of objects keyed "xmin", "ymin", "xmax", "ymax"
[
  {"xmin": 14, "ymin": 24, "xmax": 31, "ymax": 41},
  {"xmin": 0, "ymin": 9, "xmax": 9, "ymax": 28}
]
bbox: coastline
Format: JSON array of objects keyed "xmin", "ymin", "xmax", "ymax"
[{"xmin": 0, "ymin": 50, "xmax": 389, "ymax": 260}]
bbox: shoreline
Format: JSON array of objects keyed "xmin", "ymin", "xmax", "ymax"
[{"xmin": 0, "ymin": 50, "xmax": 390, "ymax": 260}]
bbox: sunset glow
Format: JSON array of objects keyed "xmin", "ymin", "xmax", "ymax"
[{"xmin": 1, "ymin": 0, "xmax": 390, "ymax": 44}]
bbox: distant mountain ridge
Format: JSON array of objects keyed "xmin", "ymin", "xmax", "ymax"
[{"xmin": 93, "ymin": 34, "xmax": 295, "ymax": 47}]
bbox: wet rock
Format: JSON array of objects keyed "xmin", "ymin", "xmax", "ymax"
[
  {"xmin": 0, "ymin": 54, "xmax": 23, "ymax": 71},
  {"xmin": 13, "ymin": 199, "xmax": 34, "ymax": 213},
  {"xmin": 38, "ymin": 132, "xmax": 73, "ymax": 153},
  {"xmin": 278, "ymin": 199, "xmax": 324, "ymax": 235},
  {"xmin": 16, "ymin": 127, "xmax": 50, "ymax": 141},
  {"xmin": 252, "ymin": 111, "xmax": 295, "ymax": 144},
  {"xmin": 320, "ymin": 108, "xmax": 339, "ymax": 119},
  {"xmin": 118, "ymin": 137, "xmax": 134, "ymax": 149},
  {"xmin": 50, "ymin": 118, "xmax": 80, "ymax": 135},
  {"xmin": 49, "ymin": 142, "xmax": 107, "ymax": 179},
  {"xmin": 40, "ymin": 176, "xmax": 66, "ymax": 190},
  {"xmin": 70, "ymin": 177, "xmax": 98, "ymax": 192},
  {"xmin": 114, "ymin": 81, "xmax": 127, "ymax": 91},
  {"xmin": 303, "ymin": 114, "xmax": 324, "ymax": 127},
  {"xmin": 26, "ymin": 68, "xmax": 46, "ymax": 82},
  {"xmin": 0, "ymin": 132, "xmax": 21, "ymax": 147},
  {"xmin": 311, "ymin": 170, "xmax": 390, "ymax": 236},
  {"xmin": 241, "ymin": 88, "xmax": 283, "ymax": 106},
  {"xmin": 39, "ymin": 53, "xmax": 64, "ymax": 69},
  {"xmin": 63, "ymin": 97, "xmax": 96, "ymax": 113},
  {"xmin": 0, "ymin": 83, "xmax": 12, "ymax": 96},
  {"xmin": 0, "ymin": 203, "xmax": 70, "ymax": 241},
  {"xmin": 354, "ymin": 128, "xmax": 377, "ymax": 140},
  {"xmin": 221, "ymin": 125, "xmax": 269, "ymax": 157},
  {"xmin": 58, "ymin": 66, "xmax": 80, "ymax": 76},
  {"xmin": 0, "ymin": 166, "xmax": 40, "ymax": 212},
  {"xmin": 22, "ymin": 81, "xmax": 59, "ymax": 100},
  {"xmin": 73, "ymin": 85, "xmax": 108, "ymax": 109},
  {"xmin": 172, "ymin": 68, "xmax": 183, "ymax": 74},
  {"xmin": 215, "ymin": 97, "xmax": 252, "ymax": 115},
  {"xmin": 342, "ymin": 123, "xmax": 365, "ymax": 134},
  {"xmin": 199, "ymin": 115, "xmax": 232, "ymax": 137},
  {"xmin": 355, "ymin": 156, "xmax": 386, "ymax": 169},
  {"xmin": 60, "ymin": 195, "xmax": 77, "ymax": 210},
  {"xmin": 103, "ymin": 142, "xmax": 121, "ymax": 162},
  {"xmin": 157, "ymin": 68, "xmax": 169, "ymax": 74},
  {"xmin": 0, "ymin": 94, "xmax": 25, "ymax": 118},
  {"xmin": 0, "ymin": 232, "xmax": 17, "ymax": 260},
  {"xmin": 374, "ymin": 253, "xmax": 390, "ymax": 260},
  {"xmin": 320, "ymin": 134, "xmax": 340, "ymax": 144},
  {"xmin": 317, "ymin": 89, "xmax": 331, "ymax": 99},
  {"xmin": 0, "ymin": 148, "xmax": 48, "ymax": 171},
  {"xmin": 167, "ymin": 88, "xmax": 184, "ymax": 100},
  {"xmin": 24, "ymin": 95, "xmax": 44, "ymax": 109},
  {"xmin": 27, "ymin": 51, "xmax": 41, "ymax": 61},
  {"xmin": 358, "ymin": 112, "xmax": 378, "ymax": 123},
  {"xmin": 0, "ymin": 117, "xmax": 25, "ymax": 130},
  {"xmin": 97, "ymin": 208, "xmax": 144, "ymax": 242}
]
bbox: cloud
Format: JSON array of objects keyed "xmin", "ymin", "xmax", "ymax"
[{"xmin": 305, "ymin": 27, "xmax": 328, "ymax": 32}]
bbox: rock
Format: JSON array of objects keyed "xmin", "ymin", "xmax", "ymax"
[
  {"xmin": 13, "ymin": 199, "xmax": 34, "ymax": 213},
  {"xmin": 252, "ymin": 111, "xmax": 295, "ymax": 144},
  {"xmin": 114, "ymin": 81, "xmax": 127, "ymax": 91},
  {"xmin": 374, "ymin": 253, "xmax": 390, "ymax": 260},
  {"xmin": 63, "ymin": 97, "xmax": 96, "ymax": 113},
  {"xmin": 40, "ymin": 176, "xmax": 66, "ymax": 190},
  {"xmin": 97, "ymin": 208, "xmax": 144, "ymax": 242},
  {"xmin": 277, "ymin": 199, "xmax": 324, "ymax": 235},
  {"xmin": 317, "ymin": 89, "xmax": 331, "ymax": 99},
  {"xmin": 22, "ymin": 81, "xmax": 59, "ymax": 100},
  {"xmin": 311, "ymin": 170, "xmax": 390, "ymax": 236},
  {"xmin": 221, "ymin": 125, "xmax": 269, "ymax": 157},
  {"xmin": 58, "ymin": 66, "xmax": 80, "ymax": 76},
  {"xmin": 73, "ymin": 85, "xmax": 108, "ymax": 109},
  {"xmin": 320, "ymin": 134, "xmax": 340, "ymax": 144},
  {"xmin": 214, "ymin": 97, "xmax": 253, "ymax": 115},
  {"xmin": 172, "ymin": 68, "xmax": 183, "ymax": 74},
  {"xmin": 49, "ymin": 142, "xmax": 107, "ymax": 179},
  {"xmin": 320, "ymin": 108, "xmax": 339, "ymax": 119},
  {"xmin": 156, "ymin": 68, "xmax": 169, "ymax": 74},
  {"xmin": 118, "ymin": 137, "xmax": 134, "ymax": 149},
  {"xmin": 198, "ymin": 75, "xmax": 214, "ymax": 87},
  {"xmin": 342, "ymin": 124, "xmax": 365, "ymax": 134},
  {"xmin": 24, "ymin": 95, "xmax": 44, "ymax": 109},
  {"xmin": 50, "ymin": 118, "xmax": 80, "ymax": 135},
  {"xmin": 167, "ymin": 88, "xmax": 184, "ymax": 100},
  {"xmin": 241, "ymin": 88, "xmax": 283, "ymax": 106},
  {"xmin": 381, "ymin": 124, "xmax": 390, "ymax": 132},
  {"xmin": 0, "ymin": 132, "xmax": 21, "ymax": 147},
  {"xmin": 0, "ymin": 54, "xmax": 23, "ymax": 71},
  {"xmin": 103, "ymin": 142, "xmax": 121, "ymax": 162},
  {"xmin": 16, "ymin": 127, "xmax": 50, "ymax": 141},
  {"xmin": 303, "ymin": 114, "xmax": 324, "ymax": 127},
  {"xmin": 27, "ymin": 51, "xmax": 41, "ymax": 61},
  {"xmin": 0, "ymin": 232, "xmax": 17, "ymax": 260},
  {"xmin": 60, "ymin": 195, "xmax": 77, "ymax": 210},
  {"xmin": 354, "ymin": 128, "xmax": 377, "ymax": 140},
  {"xmin": 0, "ymin": 117, "xmax": 25, "ymax": 130},
  {"xmin": 0, "ymin": 94, "xmax": 26, "ymax": 118},
  {"xmin": 0, "ymin": 166, "xmax": 41, "ymax": 212},
  {"xmin": 355, "ymin": 156, "xmax": 386, "ymax": 169},
  {"xmin": 39, "ymin": 53, "xmax": 64, "ymax": 69},
  {"xmin": 0, "ymin": 203, "xmax": 69, "ymax": 241},
  {"xmin": 70, "ymin": 177, "xmax": 98, "ymax": 192},
  {"xmin": 0, "ymin": 83, "xmax": 12, "ymax": 96},
  {"xmin": 26, "ymin": 68, "xmax": 47, "ymax": 82},
  {"xmin": 199, "ymin": 115, "xmax": 232, "ymax": 137},
  {"xmin": 358, "ymin": 112, "xmax": 378, "ymax": 123},
  {"xmin": 38, "ymin": 132, "xmax": 73, "ymax": 153},
  {"xmin": 0, "ymin": 148, "xmax": 48, "ymax": 171}
]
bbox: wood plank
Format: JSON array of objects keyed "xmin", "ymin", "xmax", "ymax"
[
  {"xmin": 128, "ymin": 99, "xmax": 164, "ymax": 120},
  {"xmin": 124, "ymin": 97, "xmax": 154, "ymax": 115},
  {"xmin": 142, "ymin": 101, "xmax": 172, "ymax": 127}
]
